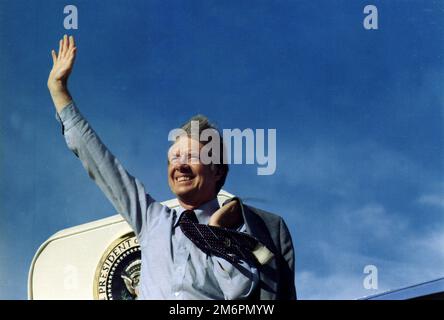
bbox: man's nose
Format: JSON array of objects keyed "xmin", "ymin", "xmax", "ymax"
[
  {"xmin": 172, "ymin": 156, "xmax": 190, "ymax": 170},
  {"xmin": 174, "ymin": 163, "xmax": 191, "ymax": 174},
  {"xmin": 178, "ymin": 154, "xmax": 189, "ymax": 165}
]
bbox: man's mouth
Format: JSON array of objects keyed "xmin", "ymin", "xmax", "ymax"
[{"xmin": 176, "ymin": 175, "xmax": 194, "ymax": 182}]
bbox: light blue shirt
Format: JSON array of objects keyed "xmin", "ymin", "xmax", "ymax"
[{"xmin": 57, "ymin": 101, "xmax": 258, "ymax": 300}]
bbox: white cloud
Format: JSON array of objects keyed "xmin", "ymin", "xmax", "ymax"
[
  {"xmin": 296, "ymin": 224, "xmax": 444, "ymax": 299},
  {"xmin": 291, "ymin": 196, "xmax": 444, "ymax": 299},
  {"xmin": 418, "ymin": 194, "xmax": 444, "ymax": 208},
  {"xmin": 337, "ymin": 203, "xmax": 409, "ymax": 241},
  {"xmin": 297, "ymin": 270, "xmax": 367, "ymax": 300},
  {"xmin": 296, "ymin": 245, "xmax": 395, "ymax": 299}
]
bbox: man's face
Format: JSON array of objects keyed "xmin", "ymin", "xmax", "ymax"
[{"xmin": 167, "ymin": 136, "xmax": 221, "ymax": 207}]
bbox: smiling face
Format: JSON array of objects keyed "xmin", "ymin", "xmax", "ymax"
[{"xmin": 167, "ymin": 135, "xmax": 222, "ymax": 209}]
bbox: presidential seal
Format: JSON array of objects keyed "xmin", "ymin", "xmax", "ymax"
[{"xmin": 94, "ymin": 233, "xmax": 141, "ymax": 300}]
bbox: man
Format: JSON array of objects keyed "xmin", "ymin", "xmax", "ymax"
[{"xmin": 47, "ymin": 35, "xmax": 296, "ymax": 300}]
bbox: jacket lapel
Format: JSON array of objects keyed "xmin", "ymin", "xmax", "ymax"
[{"xmin": 223, "ymin": 196, "xmax": 279, "ymax": 299}]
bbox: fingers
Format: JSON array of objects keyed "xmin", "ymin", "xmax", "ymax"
[
  {"xmin": 51, "ymin": 50, "xmax": 57, "ymax": 64},
  {"xmin": 71, "ymin": 46, "xmax": 77, "ymax": 59},
  {"xmin": 62, "ymin": 34, "xmax": 68, "ymax": 57},
  {"xmin": 58, "ymin": 39, "xmax": 63, "ymax": 59},
  {"xmin": 68, "ymin": 36, "xmax": 76, "ymax": 58},
  {"xmin": 56, "ymin": 35, "xmax": 76, "ymax": 60},
  {"xmin": 68, "ymin": 35, "xmax": 75, "ymax": 50}
]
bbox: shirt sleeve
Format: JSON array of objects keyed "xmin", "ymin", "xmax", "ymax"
[
  {"xmin": 211, "ymin": 224, "xmax": 259, "ymax": 300},
  {"xmin": 56, "ymin": 101, "xmax": 157, "ymax": 240}
]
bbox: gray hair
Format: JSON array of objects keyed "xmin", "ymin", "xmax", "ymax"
[{"xmin": 179, "ymin": 114, "xmax": 229, "ymax": 195}]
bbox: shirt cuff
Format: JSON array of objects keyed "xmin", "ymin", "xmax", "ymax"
[{"xmin": 54, "ymin": 100, "xmax": 82, "ymax": 134}]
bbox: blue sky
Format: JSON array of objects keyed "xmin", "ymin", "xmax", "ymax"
[{"xmin": 0, "ymin": 0, "xmax": 443, "ymax": 299}]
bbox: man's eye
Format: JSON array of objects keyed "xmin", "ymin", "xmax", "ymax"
[{"xmin": 169, "ymin": 156, "xmax": 179, "ymax": 163}]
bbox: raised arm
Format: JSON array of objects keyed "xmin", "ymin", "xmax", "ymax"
[
  {"xmin": 47, "ymin": 34, "xmax": 76, "ymax": 113},
  {"xmin": 47, "ymin": 35, "xmax": 158, "ymax": 239}
]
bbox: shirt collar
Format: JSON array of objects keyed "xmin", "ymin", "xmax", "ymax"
[{"xmin": 175, "ymin": 197, "xmax": 220, "ymax": 226}]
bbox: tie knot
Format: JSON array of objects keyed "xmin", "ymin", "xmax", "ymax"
[{"xmin": 179, "ymin": 210, "xmax": 199, "ymax": 224}]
